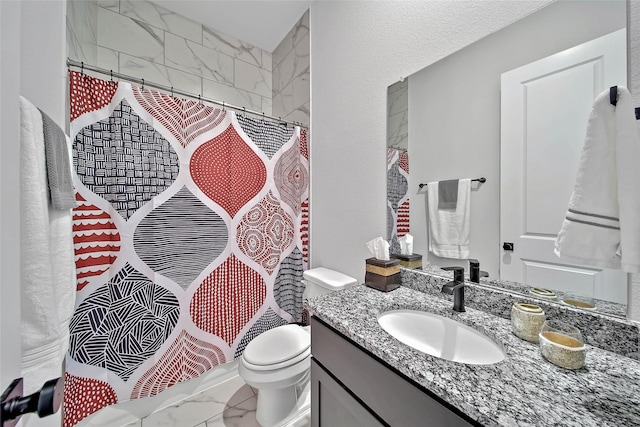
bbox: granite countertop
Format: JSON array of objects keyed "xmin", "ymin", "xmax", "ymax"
[
  {"xmin": 306, "ymin": 284, "xmax": 640, "ymax": 427},
  {"xmin": 420, "ymin": 265, "xmax": 627, "ymax": 318}
]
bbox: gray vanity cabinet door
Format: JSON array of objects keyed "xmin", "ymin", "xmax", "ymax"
[
  {"xmin": 311, "ymin": 359, "xmax": 385, "ymax": 427},
  {"xmin": 311, "ymin": 317, "xmax": 476, "ymax": 427}
]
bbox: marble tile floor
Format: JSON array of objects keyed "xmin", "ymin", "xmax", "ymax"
[{"xmin": 125, "ymin": 374, "xmax": 310, "ymax": 427}]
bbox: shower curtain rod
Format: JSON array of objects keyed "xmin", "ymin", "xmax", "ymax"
[{"xmin": 66, "ymin": 58, "xmax": 308, "ymax": 129}]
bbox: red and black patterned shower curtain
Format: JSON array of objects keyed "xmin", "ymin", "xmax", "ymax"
[
  {"xmin": 387, "ymin": 148, "xmax": 409, "ymax": 253},
  {"xmin": 63, "ymin": 71, "xmax": 309, "ymax": 426}
]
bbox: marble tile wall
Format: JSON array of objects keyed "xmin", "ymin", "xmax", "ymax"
[
  {"xmin": 67, "ymin": 0, "xmax": 275, "ymax": 116},
  {"xmin": 67, "ymin": 0, "xmax": 98, "ymax": 66},
  {"xmin": 272, "ymin": 11, "xmax": 310, "ymax": 127},
  {"xmin": 387, "ymin": 79, "xmax": 408, "ymax": 152}
]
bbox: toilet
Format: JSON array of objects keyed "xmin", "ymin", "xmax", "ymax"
[{"xmin": 238, "ymin": 267, "xmax": 358, "ymax": 427}]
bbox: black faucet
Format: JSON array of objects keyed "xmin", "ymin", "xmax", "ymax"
[
  {"xmin": 468, "ymin": 259, "xmax": 489, "ymax": 283},
  {"xmin": 440, "ymin": 266, "xmax": 465, "ymax": 312}
]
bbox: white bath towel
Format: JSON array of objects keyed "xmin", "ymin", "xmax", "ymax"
[
  {"xmin": 427, "ymin": 179, "xmax": 471, "ymax": 259},
  {"xmin": 555, "ymin": 86, "xmax": 640, "ymax": 273},
  {"xmin": 20, "ymin": 96, "xmax": 76, "ymax": 396}
]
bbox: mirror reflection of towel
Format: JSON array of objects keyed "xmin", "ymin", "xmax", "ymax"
[
  {"xmin": 427, "ymin": 179, "xmax": 471, "ymax": 259},
  {"xmin": 438, "ymin": 179, "xmax": 459, "ymax": 209}
]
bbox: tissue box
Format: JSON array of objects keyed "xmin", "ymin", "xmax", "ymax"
[
  {"xmin": 390, "ymin": 253, "xmax": 423, "ymax": 269},
  {"xmin": 365, "ymin": 258, "xmax": 401, "ymax": 292}
]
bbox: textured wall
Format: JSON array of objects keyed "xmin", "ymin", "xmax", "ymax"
[{"xmin": 310, "ymin": 0, "xmax": 553, "ymax": 283}]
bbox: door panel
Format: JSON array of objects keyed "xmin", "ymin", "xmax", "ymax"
[
  {"xmin": 311, "ymin": 360, "xmax": 385, "ymax": 427},
  {"xmin": 501, "ymin": 29, "xmax": 627, "ymax": 303},
  {"xmin": 522, "ymin": 260, "xmax": 598, "ymax": 296},
  {"xmin": 524, "ymin": 61, "xmax": 600, "ymax": 235}
]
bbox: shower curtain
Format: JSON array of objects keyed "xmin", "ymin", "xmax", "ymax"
[
  {"xmin": 63, "ymin": 71, "xmax": 309, "ymax": 427},
  {"xmin": 387, "ymin": 148, "xmax": 409, "ymax": 253}
]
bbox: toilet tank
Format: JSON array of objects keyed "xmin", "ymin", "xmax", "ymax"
[{"xmin": 302, "ymin": 267, "xmax": 358, "ymax": 300}]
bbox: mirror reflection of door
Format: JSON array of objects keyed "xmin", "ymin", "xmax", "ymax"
[{"xmin": 500, "ymin": 29, "xmax": 627, "ymax": 304}]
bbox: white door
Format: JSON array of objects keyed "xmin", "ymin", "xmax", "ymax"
[{"xmin": 500, "ymin": 29, "xmax": 628, "ymax": 304}]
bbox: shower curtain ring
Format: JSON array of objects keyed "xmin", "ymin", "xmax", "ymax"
[
  {"xmin": 110, "ymin": 70, "xmax": 113, "ymax": 82},
  {"xmin": 198, "ymin": 94, "xmax": 202, "ymax": 105},
  {"xmin": 141, "ymin": 78, "xmax": 145, "ymax": 90},
  {"xmin": 243, "ymin": 106, "xmax": 246, "ymax": 116},
  {"xmin": 171, "ymin": 87, "xmax": 174, "ymax": 97},
  {"xmin": 81, "ymin": 61, "xmax": 84, "ymax": 75},
  {"xmin": 222, "ymin": 101, "xmax": 225, "ymax": 111}
]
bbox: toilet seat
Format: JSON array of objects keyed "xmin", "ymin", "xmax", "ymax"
[{"xmin": 242, "ymin": 324, "xmax": 311, "ymax": 371}]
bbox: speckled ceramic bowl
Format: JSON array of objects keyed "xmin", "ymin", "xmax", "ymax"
[
  {"xmin": 539, "ymin": 320, "xmax": 586, "ymax": 370},
  {"xmin": 561, "ymin": 293, "xmax": 596, "ymax": 310},
  {"xmin": 511, "ymin": 302, "xmax": 545, "ymax": 343}
]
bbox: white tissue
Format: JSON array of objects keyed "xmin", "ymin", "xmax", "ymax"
[
  {"xmin": 399, "ymin": 234, "xmax": 413, "ymax": 255},
  {"xmin": 367, "ymin": 237, "xmax": 390, "ymax": 260}
]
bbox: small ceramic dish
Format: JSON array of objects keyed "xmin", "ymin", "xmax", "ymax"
[
  {"xmin": 529, "ymin": 287, "xmax": 557, "ymax": 299},
  {"xmin": 511, "ymin": 302, "xmax": 545, "ymax": 343},
  {"xmin": 538, "ymin": 320, "xmax": 586, "ymax": 369},
  {"xmin": 561, "ymin": 293, "xmax": 596, "ymax": 310}
]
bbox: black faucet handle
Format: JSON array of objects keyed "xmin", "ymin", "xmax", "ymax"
[
  {"xmin": 441, "ymin": 266, "xmax": 465, "ymax": 282},
  {"xmin": 468, "ymin": 259, "xmax": 480, "ymax": 283}
]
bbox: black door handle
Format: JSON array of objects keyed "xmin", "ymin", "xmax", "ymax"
[{"xmin": 503, "ymin": 242, "xmax": 514, "ymax": 251}]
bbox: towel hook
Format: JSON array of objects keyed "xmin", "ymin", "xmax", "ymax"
[{"xmin": 610, "ymin": 86, "xmax": 618, "ymax": 106}]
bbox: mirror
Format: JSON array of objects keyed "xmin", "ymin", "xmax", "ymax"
[
  {"xmin": 387, "ymin": 79, "xmax": 409, "ymax": 254},
  {"xmin": 386, "ymin": 0, "xmax": 628, "ymax": 317}
]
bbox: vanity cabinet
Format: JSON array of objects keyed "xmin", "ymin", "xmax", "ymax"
[
  {"xmin": 310, "ymin": 316, "xmax": 478, "ymax": 427},
  {"xmin": 311, "ymin": 359, "xmax": 385, "ymax": 427}
]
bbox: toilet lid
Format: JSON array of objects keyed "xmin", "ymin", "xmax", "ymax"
[
  {"xmin": 303, "ymin": 267, "xmax": 358, "ymax": 290},
  {"xmin": 243, "ymin": 324, "xmax": 310, "ymax": 366}
]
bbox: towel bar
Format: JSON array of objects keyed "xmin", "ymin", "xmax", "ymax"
[{"xmin": 418, "ymin": 177, "xmax": 485, "ymax": 189}]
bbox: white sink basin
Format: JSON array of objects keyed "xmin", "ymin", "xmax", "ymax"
[{"xmin": 377, "ymin": 310, "xmax": 505, "ymax": 365}]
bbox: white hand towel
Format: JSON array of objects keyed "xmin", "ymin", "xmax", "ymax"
[
  {"xmin": 20, "ymin": 96, "xmax": 76, "ymax": 396},
  {"xmin": 427, "ymin": 179, "xmax": 471, "ymax": 259},
  {"xmin": 555, "ymin": 86, "xmax": 640, "ymax": 273}
]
